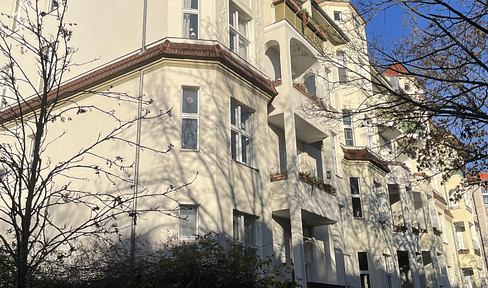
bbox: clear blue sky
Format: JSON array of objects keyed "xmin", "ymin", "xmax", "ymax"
[{"xmin": 362, "ymin": 5, "xmax": 409, "ymax": 43}]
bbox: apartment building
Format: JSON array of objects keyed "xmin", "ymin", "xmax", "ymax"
[{"xmin": 1, "ymin": 0, "xmax": 487, "ymax": 287}]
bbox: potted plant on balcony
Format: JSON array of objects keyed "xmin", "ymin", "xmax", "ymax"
[
  {"xmin": 298, "ymin": 171, "xmax": 313, "ymax": 184},
  {"xmin": 270, "ymin": 169, "xmax": 288, "ymax": 182},
  {"xmin": 458, "ymin": 248, "xmax": 470, "ymax": 254}
]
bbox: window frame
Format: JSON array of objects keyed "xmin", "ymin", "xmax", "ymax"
[
  {"xmin": 233, "ymin": 210, "xmax": 258, "ymax": 248},
  {"xmin": 179, "ymin": 205, "xmax": 198, "ymax": 240},
  {"xmin": 333, "ymin": 11, "xmax": 341, "ymax": 21},
  {"xmin": 230, "ymin": 99, "xmax": 254, "ymax": 166},
  {"xmin": 12, "ymin": 0, "xmax": 21, "ymax": 31},
  {"xmin": 337, "ymin": 51, "xmax": 348, "ymax": 84},
  {"xmin": 358, "ymin": 252, "xmax": 371, "ymax": 288},
  {"xmin": 482, "ymin": 187, "xmax": 488, "ymax": 206},
  {"xmin": 47, "ymin": 0, "xmax": 58, "ymax": 12},
  {"xmin": 0, "ymin": 68, "xmax": 10, "ymax": 109},
  {"xmin": 181, "ymin": 87, "xmax": 200, "ymax": 151},
  {"xmin": 182, "ymin": 0, "xmax": 199, "ymax": 39},
  {"xmin": 350, "ymin": 177, "xmax": 363, "ymax": 218},
  {"xmin": 343, "ymin": 110, "xmax": 354, "ymax": 146},
  {"xmin": 229, "ymin": 6, "xmax": 251, "ymax": 60}
]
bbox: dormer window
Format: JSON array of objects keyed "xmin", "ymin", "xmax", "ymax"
[{"xmin": 333, "ymin": 11, "xmax": 341, "ymax": 21}]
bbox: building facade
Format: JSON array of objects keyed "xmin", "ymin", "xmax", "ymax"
[{"xmin": 0, "ymin": 0, "xmax": 487, "ymax": 287}]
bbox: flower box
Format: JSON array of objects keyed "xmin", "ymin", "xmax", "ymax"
[{"xmin": 458, "ymin": 249, "xmax": 470, "ymax": 254}]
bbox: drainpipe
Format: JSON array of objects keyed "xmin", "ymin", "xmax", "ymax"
[{"xmin": 129, "ymin": 0, "xmax": 147, "ymax": 267}]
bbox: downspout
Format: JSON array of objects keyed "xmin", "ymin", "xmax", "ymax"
[{"xmin": 130, "ymin": 0, "xmax": 147, "ymax": 266}]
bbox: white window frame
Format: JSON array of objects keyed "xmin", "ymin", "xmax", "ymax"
[
  {"xmin": 182, "ymin": 0, "xmax": 199, "ymax": 39},
  {"xmin": 38, "ymin": 44, "xmax": 54, "ymax": 92},
  {"xmin": 343, "ymin": 110, "xmax": 354, "ymax": 146},
  {"xmin": 230, "ymin": 99, "xmax": 253, "ymax": 166},
  {"xmin": 0, "ymin": 68, "xmax": 10, "ymax": 109},
  {"xmin": 337, "ymin": 51, "xmax": 348, "ymax": 83},
  {"xmin": 331, "ymin": 133, "xmax": 339, "ymax": 177},
  {"xmin": 47, "ymin": 0, "xmax": 58, "ymax": 12},
  {"xmin": 482, "ymin": 187, "xmax": 488, "ymax": 206},
  {"xmin": 179, "ymin": 205, "xmax": 198, "ymax": 240},
  {"xmin": 233, "ymin": 210, "xmax": 258, "ymax": 248},
  {"xmin": 229, "ymin": 6, "xmax": 250, "ymax": 60},
  {"xmin": 358, "ymin": 252, "xmax": 371, "ymax": 288},
  {"xmin": 350, "ymin": 177, "xmax": 363, "ymax": 218},
  {"xmin": 12, "ymin": 0, "xmax": 21, "ymax": 31},
  {"xmin": 181, "ymin": 87, "xmax": 199, "ymax": 151}
]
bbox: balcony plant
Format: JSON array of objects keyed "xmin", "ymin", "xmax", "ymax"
[
  {"xmin": 458, "ymin": 248, "xmax": 470, "ymax": 254},
  {"xmin": 475, "ymin": 248, "xmax": 481, "ymax": 256},
  {"xmin": 412, "ymin": 227, "xmax": 420, "ymax": 236},
  {"xmin": 298, "ymin": 171, "xmax": 336, "ymax": 195},
  {"xmin": 270, "ymin": 169, "xmax": 288, "ymax": 182}
]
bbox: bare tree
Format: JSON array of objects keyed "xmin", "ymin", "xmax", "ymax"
[{"xmin": 0, "ymin": 1, "xmax": 187, "ymax": 287}]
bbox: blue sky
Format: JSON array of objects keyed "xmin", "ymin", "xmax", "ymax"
[{"xmin": 363, "ymin": 5, "xmax": 409, "ymax": 43}]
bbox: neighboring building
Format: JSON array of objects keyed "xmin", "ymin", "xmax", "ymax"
[{"xmin": 0, "ymin": 0, "xmax": 487, "ymax": 288}]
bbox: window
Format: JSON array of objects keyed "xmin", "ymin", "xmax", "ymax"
[
  {"xmin": 482, "ymin": 187, "xmax": 488, "ymax": 205},
  {"xmin": 337, "ymin": 51, "xmax": 348, "ymax": 83},
  {"xmin": 233, "ymin": 210, "xmax": 258, "ymax": 247},
  {"xmin": 47, "ymin": 0, "xmax": 58, "ymax": 11},
  {"xmin": 229, "ymin": 7, "xmax": 250, "ymax": 60},
  {"xmin": 358, "ymin": 252, "xmax": 371, "ymax": 288},
  {"xmin": 182, "ymin": 0, "xmax": 199, "ymax": 39},
  {"xmin": 304, "ymin": 74, "xmax": 317, "ymax": 97},
  {"xmin": 333, "ymin": 11, "xmax": 341, "ymax": 21},
  {"xmin": 0, "ymin": 69, "xmax": 9, "ymax": 109},
  {"xmin": 231, "ymin": 100, "xmax": 253, "ymax": 166},
  {"xmin": 181, "ymin": 87, "xmax": 199, "ymax": 150},
  {"xmin": 12, "ymin": 0, "xmax": 21, "ymax": 31},
  {"xmin": 331, "ymin": 133, "xmax": 339, "ymax": 176},
  {"xmin": 343, "ymin": 110, "xmax": 354, "ymax": 146},
  {"xmin": 350, "ymin": 177, "xmax": 363, "ymax": 218},
  {"xmin": 38, "ymin": 44, "xmax": 54, "ymax": 91},
  {"xmin": 179, "ymin": 205, "xmax": 197, "ymax": 239}
]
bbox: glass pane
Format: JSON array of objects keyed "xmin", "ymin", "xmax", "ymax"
[
  {"xmin": 183, "ymin": 0, "xmax": 198, "ymax": 10},
  {"xmin": 358, "ymin": 252, "xmax": 369, "ymax": 270},
  {"xmin": 241, "ymin": 135, "xmax": 251, "ymax": 165},
  {"xmin": 229, "ymin": 31, "xmax": 236, "ymax": 52},
  {"xmin": 181, "ymin": 119, "xmax": 198, "ymax": 150},
  {"xmin": 241, "ymin": 109, "xmax": 252, "ymax": 133},
  {"xmin": 304, "ymin": 75, "xmax": 317, "ymax": 96},
  {"xmin": 239, "ymin": 38, "xmax": 248, "ymax": 60},
  {"xmin": 231, "ymin": 130, "xmax": 238, "ymax": 160},
  {"xmin": 238, "ymin": 16, "xmax": 247, "ymax": 36},
  {"xmin": 233, "ymin": 214, "xmax": 239, "ymax": 241},
  {"xmin": 350, "ymin": 177, "xmax": 359, "ymax": 194},
  {"xmin": 179, "ymin": 207, "xmax": 196, "ymax": 237},
  {"xmin": 484, "ymin": 195, "xmax": 488, "ymax": 205},
  {"xmin": 231, "ymin": 103, "xmax": 237, "ymax": 126},
  {"xmin": 352, "ymin": 197, "xmax": 362, "ymax": 217},
  {"xmin": 183, "ymin": 13, "xmax": 198, "ymax": 38},
  {"xmin": 229, "ymin": 9, "xmax": 235, "ymax": 27},
  {"xmin": 345, "ymin": 128, "xmax": 354, "ymax": 146},
  {"xmin": 244, "ymin": 216, "xmax": 256, "ymax": 245},
  {"xmin": 343, "ymin": 112, "xmax": 351, "ymax": 126},
  {"xmin": 360, "ymin": 274, "xmax": 370, "ymax": 288},
  {"xmin": 182, "ymin": 89, "xmax": 198, "ymax": 114}
]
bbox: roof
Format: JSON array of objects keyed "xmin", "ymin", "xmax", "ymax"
[
  {"xmin": 384, "ymin": 63, "xmax": 409, "ymax": 77},
  {"xmin": 0, "ymin": 39, "xmax": 278, "ymax": 124},
  {"xmin": 342, "ymin": 147, "xmax": 390, "ymax": 173}
]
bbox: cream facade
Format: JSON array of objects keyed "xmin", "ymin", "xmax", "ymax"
[{"xmin": 1, "ymin": 0, "xmax": 487, "ymax": 287}]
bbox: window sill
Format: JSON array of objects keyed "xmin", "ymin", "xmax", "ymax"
[
  {"xmin": 232, "ymin": 159, "xmax": 259, "ymax": 172},
  {"xmin": 180, "ymin": 148, "xmax": 200, "ymax": 152}
]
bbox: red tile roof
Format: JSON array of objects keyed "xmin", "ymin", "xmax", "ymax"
[
  {"xmin": 0, "ymin": 40, "xmax": 277, "ymax": 124},
  {"xmin": 342, "ymin": 147, "xmax": 390, "ymax": 173},
  {"xmin": 384, "ymin": 63, "xmax": 409, "ymax": 77}
]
